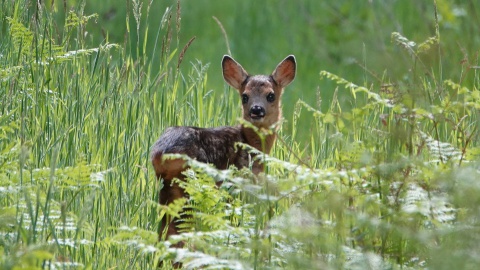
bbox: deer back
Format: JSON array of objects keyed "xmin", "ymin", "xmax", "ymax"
[{"xmin": 151, "ymin": 125, "xmax": 252, "ymax": 180}]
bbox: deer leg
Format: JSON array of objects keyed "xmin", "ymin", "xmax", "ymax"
[
  {"xmin": 157, "ymin": 179, "xmax": 188, "ymax": 269},
  {"xmin": 159, "ymin": 179, "xmax": 187, "ymax": 246}
]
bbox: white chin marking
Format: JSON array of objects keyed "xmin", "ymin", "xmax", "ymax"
[{"xmin": 251, "ymin": 117, "xmax": 264, "ymax": 122}]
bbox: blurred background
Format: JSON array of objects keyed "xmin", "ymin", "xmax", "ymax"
[{"xmin": 48, "ymin": 0, "xmax": 479, "ymax": 133}]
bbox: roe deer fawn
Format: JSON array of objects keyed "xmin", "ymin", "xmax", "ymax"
[{"xmin": 151, "ymin": 54, "xmax": 296, "ymax": 244}]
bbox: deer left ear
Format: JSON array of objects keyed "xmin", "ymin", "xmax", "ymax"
[
  {"xmin": 222, "ymin": 55, "xmax": 249, "ymax": 90},
  {"xmin": 271, "ymin": 55, "xmax": 296, "ymax": 88}
]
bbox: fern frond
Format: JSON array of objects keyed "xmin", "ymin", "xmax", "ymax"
[
  {"xmin": 419, "ymin": 131, "xmax": 462, "ymax": 163},
  {"xmin": 6, "ymin": 17, "xmax": 33, "ymax": 58},
  {"xmin": 320, "ymin": 71, "xmax": 396, "ymax": 108},
  {"xmin": 65, "ymin": 11, "xmax": 99, "ymax": 29},
  {"xmin": 401, "ymin": 182, "xmax": 456, "ymax": 223}
]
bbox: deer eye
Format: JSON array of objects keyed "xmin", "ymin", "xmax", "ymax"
[
  {"xmin": 242, "ymin": 94, "xmax": 249, "ymax": 104},
  {"xmin": 266, "ymin": 93, "xmax": 275, "ymax": 102}
]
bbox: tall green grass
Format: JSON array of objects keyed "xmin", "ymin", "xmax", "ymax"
[{"xmin": 1, "ymin": 0, "xmax": 479, "ymax": 269}]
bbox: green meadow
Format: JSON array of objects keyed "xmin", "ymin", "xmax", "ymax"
[{"xmin": 1, "ymin": 0, "xmax": 480, "ymax": 269}]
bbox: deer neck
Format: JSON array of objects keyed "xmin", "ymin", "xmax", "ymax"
[{"xmin": 240, "ymin": 125, "xmax": 277, "ymax": 154}]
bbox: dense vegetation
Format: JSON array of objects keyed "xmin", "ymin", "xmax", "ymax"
[{"xmin": 1, "ymin": 0, "xmax": 479, "ymax": 269}]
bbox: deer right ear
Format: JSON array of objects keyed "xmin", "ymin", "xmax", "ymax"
[
  {"xmin": 271, "ymin": 55, "xmax": 296, "ymax": 88},
  {"xmin": 222, "ymin": 55, "xmax": 248, "ymax": 90}
]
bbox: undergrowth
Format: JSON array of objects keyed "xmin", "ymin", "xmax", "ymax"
[{"xmin": 1, "ymin": 0, "xmax": 479, "ymax": 269}]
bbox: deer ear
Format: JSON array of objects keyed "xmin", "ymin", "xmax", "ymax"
[
  {"xmin": 272, "ymin": 55, "xmax": 296, "ymax": 88},
  {"xmin": 222, "ymin": 55, "xmax": 248, "ymax": 90}
]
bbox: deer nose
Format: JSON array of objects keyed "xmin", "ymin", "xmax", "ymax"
[{"xmin": 250, "ymin": 105, "xmax": 265, "ymax": 119}]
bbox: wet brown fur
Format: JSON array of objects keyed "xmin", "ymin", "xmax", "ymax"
[{"xmin": 151, "ymin": 55, "xmax": 296, "ymax": 248}]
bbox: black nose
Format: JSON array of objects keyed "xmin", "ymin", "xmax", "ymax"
[{"xmin": 250, "ymin": 105, "xmax": 265, "ymax": 119}]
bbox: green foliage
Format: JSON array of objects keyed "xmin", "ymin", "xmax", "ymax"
[{"xmin": 1, "ymin": 0, "xmax": 479, "ymax": 269}]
